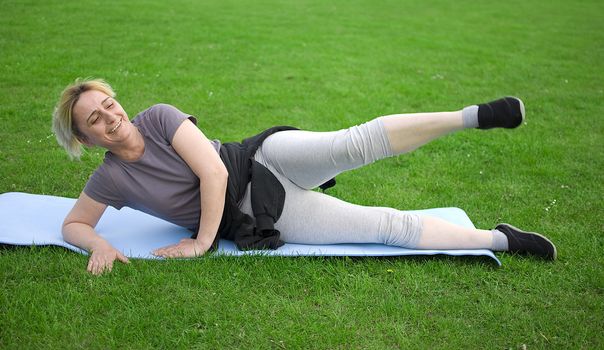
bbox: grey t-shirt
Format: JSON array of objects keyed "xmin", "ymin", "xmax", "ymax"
[{"xmin": 83, "ymin": 103, "xmax": 221, "ymax": 230}]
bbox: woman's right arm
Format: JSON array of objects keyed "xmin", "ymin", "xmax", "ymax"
[{"xmin": 63, "ymin": 192, "xmax": 129, "ymax": 275}]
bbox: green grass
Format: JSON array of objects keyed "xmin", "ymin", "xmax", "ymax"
[{"xmin": 1, "ymin": 0, "xmax": 603, "ymax": 348}]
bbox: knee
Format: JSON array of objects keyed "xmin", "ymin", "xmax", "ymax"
[
  {"xmin": 331, "ymin": 120, "xmax": 391, "ymax": 168},
  {"xmin": 377, "ymin": 211, "xmax": 422, "ymax": 248}
]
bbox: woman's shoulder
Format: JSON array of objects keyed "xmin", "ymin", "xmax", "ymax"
[
  {"xmin": 133, "ymin": 104, "xmax": 195, "ymax": 124},
  {"xmin": 146, "ymin": 103, "xmax": 181, "ymax": 114},
  {"xmin": 132, "ymin": 103, "xmax": 177, "ymax": 122},
  {"xmin": 133, "ymin": 104, "xmax": 197, "ymax": 143}
]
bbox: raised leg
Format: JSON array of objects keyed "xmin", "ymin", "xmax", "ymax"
[
  {"xmin": 379, "ymin": 111, "xmax": 464, "ymax": 154},
  {"xmin": 259, "ymin": 110, "xmax": 466, "ymax": 190},
  {"xmin": 257, "ymin": 118, "xmax": 394, "ymax": 190},
  {"xmin": 259, "ymin": 97, "xmax": 525, "ymax": 190}
]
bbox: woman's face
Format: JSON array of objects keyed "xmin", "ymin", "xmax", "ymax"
[{"xmin": 72, "ymin": 89, "xmax": 134, "ymax": 149}]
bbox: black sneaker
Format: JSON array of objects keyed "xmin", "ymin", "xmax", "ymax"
[
  {"xmin": 496, "ymin": 223, "xmax": 557, "ymax": 260},
  {"xmin": 477, "ymin": 97, "xmax": 525, "ymax": 129}
]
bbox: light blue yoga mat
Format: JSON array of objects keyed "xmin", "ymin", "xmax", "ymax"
[{"xmin": 0, "ymin": 192, "xmax": 501, "ymax": 265}]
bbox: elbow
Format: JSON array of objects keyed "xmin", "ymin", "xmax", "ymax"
[
  {"xmin": 61, "ymin": 216, "xmax": 78, "ymax": 238},
  {"xmin": 197, "ymin": 163, "xmax": 228, "ymax": 185},
  {"xmin": 216, "ymin": 167, "xmax": 229, "ymax": 189},
  {"xmin": 61, "ymin": 216, "xmax": 71, "ymax": 232},
  {"xmin": 219, "ymin": 165, "xmax": 229, "ymax": 181},
  {"xmin": 203, "ymin": 165, "xmax": 228, "ymax": 189},
  {"xmin": 211, "ymin": 164, "xmax": 229, "ymax": 182},
  {"xmin": 61, "ymin": 219, "xmax": 72, "ymax": 241},
  {"xmin": 61, "ymin": 218, "xmax": 89, "ymax": 241}
]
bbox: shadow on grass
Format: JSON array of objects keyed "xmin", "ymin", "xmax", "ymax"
[
  {"xmin": 1, "ymin": 243, "xmax": 503, "ymax": 270},
  {"xmin": 0, "ymin": 243, "xmax": 74, "ymax": 252},
  {"xmin": 308, "ymin": 254, "xmax": 500, "ymax": 269}
]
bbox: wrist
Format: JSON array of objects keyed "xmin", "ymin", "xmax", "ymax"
[
  {"xmin": 196, "ymin": 232, "xmax": 217, "ymax": 247},
  {"xmin": 195, "ymin": 236, "xmax": 214, "ymax": 248},
  {"xmin": 89, "ymin": 238, "xmax": 111, "ymax": 252}
]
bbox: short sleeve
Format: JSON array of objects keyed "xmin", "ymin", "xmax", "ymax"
[
  {"xmin": 83, "ymin": 164, "xmax": 125, "ymax": 209},
  {"xmin": 144, "ymin": 104, "xmax": 198, "ymax": 144}
]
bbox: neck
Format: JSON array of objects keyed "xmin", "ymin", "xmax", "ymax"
[{"xmin": 111, "ymin": 127, "xmax": 145, "ymax": 162}]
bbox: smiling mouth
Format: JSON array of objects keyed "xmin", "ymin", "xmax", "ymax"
[{"xmin": 108, "ymin": 118, "xmax": 123, "ymax": 134}]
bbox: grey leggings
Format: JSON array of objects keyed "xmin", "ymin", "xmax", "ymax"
[{"xmin": 238, "ymin": 118, "xmax": 423, "ymax": 248}]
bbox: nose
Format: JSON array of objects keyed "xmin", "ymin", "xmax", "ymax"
[{"xmin": 99, "ymin": 109, "xmax": 119, "ymax": 124}]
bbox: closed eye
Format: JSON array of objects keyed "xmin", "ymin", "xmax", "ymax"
[{"xmin": 88, "ymin": 109, "xmax": 100, "ymax": 125}]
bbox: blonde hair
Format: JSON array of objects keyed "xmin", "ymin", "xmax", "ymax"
[{"xmin": 52, "ymin": 78, "xmax": 116, "ymax": 159}]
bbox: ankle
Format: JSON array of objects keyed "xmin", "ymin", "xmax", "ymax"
[
  {"xmin": 491, "ymin": 229, "xmax": 509, "ymax": 251},
  {"xmin": 462, "ymin": 105, "xmax": 479, "ymax": 128}
]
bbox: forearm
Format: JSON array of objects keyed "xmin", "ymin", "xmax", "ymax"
[
  {"xmin": 62, "ymin": 222, "xmax": 111, "ymax": 252},
  {"xmin": 171, "ymin": 119, "xmax": 229, "ymax": 247},
  {"xmin": 196, "ymin": 172, "xmax": 228, "ymax": 246}
]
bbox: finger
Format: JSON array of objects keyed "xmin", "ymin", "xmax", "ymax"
[
  {"xmin": 164, "ymin": 248, "xmax": 191, "ymax": 258},
  {"xmin": 94, "ymin": 260, "xmax": 104, "ymax": 275},
  {"xmin": 90, "ymin": 256, "xmax": 103, "ymax": 272},
  {"xmin": 89, "ymin": 259, "xmax": 99, "ymax": 274},
  {"xmin": 168, "ymin": 249, "xmax": 184, "ymax": 258},
  {"xmin": 175, "ymin": 247, "xmax": 187, "ymax": 257},
  {"xmin": 154, "ymin": 250, "xmax": 168, "ymax": 258},
  {"xmin": 87, "ymin": 254, "xmax": 98, "ymax": 271},
  {"xmin": 155, "ymin": 247, "xmax": 168, "ymax": 254},
  {"xmin": 117, "ymin": 252, "xmax": 130, "ymax": 264},
  {"xmin": 97, "ymin": 261, "xmax": 110, "ymax": 275},
  {"xmin": 153, "ymin": 248, "xmax": 165, "ymax": 256},
  {"xmin": 164, "ymin": 244, "xmax": 185, "ymax": 257},
  {"xmin": 91, "ymin": 262, "xmax": 99, "ymax": 275},
  {"xmin": 92, "ymin": 258, "xmax": 108, "ymax": 275},
  {"xmin": 163, "ymin": 249, "xmax": 176, "ymax": 258},
  {"xmin": 160, "ymin": 243, "xmax": 178, "ymax": 250},
  {"xmin": 162, "ymin": 246, "xmax": 175, "ymax": 252},
  {"xmin": 154, "ymin": 245, "xmax": 174, "ymax": 255},
  {"xmin": 164, "ymin": 246, "xmax": 179, "ymax": 254}
]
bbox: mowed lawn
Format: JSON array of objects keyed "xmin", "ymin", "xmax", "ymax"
[{"xmin": 1, "ymin": 0, "xmax": 602, "ymax": 348}]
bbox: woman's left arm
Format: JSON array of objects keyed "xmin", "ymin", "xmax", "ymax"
[{"xmin": 152, "ymin": 119, "xmax": 228, "ymax": 258}]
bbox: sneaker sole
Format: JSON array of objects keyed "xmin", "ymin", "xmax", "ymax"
[
  {"xmin": 499, "ymin": 223, "xmax": 557, "ymax": 260},
  {"xmin": 508, "ymin": 96, "xmax": 525, "ymax": 126}
]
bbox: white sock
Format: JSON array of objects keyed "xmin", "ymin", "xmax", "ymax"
[
  {"xmin": 491, "ymin": 229, "xmax": 509, "ymax": 251},
  {"xmin": 462, "ymin": 105, "xmax": 479, "ymax": 128}
]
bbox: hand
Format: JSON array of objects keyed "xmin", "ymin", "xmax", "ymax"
[
  {"xmin": 87, "ymin": 243, "xmax": 130, "ymax": 275},
  {"xmin": 152, "ymin": 238, "xmax": 209, "ymax": 258}
]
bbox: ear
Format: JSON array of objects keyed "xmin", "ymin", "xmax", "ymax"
[
  {"xmin": 76, "ymin": 135, "xmax": 94, "ymax": 147},
  {"xmin": 73, "ymin": 125, "xmax": 94, "ymax": 147}
]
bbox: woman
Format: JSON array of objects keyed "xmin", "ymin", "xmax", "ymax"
[{"xmin": 52, "ymin": 78, "xmax": 556, "ymax": 275}]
